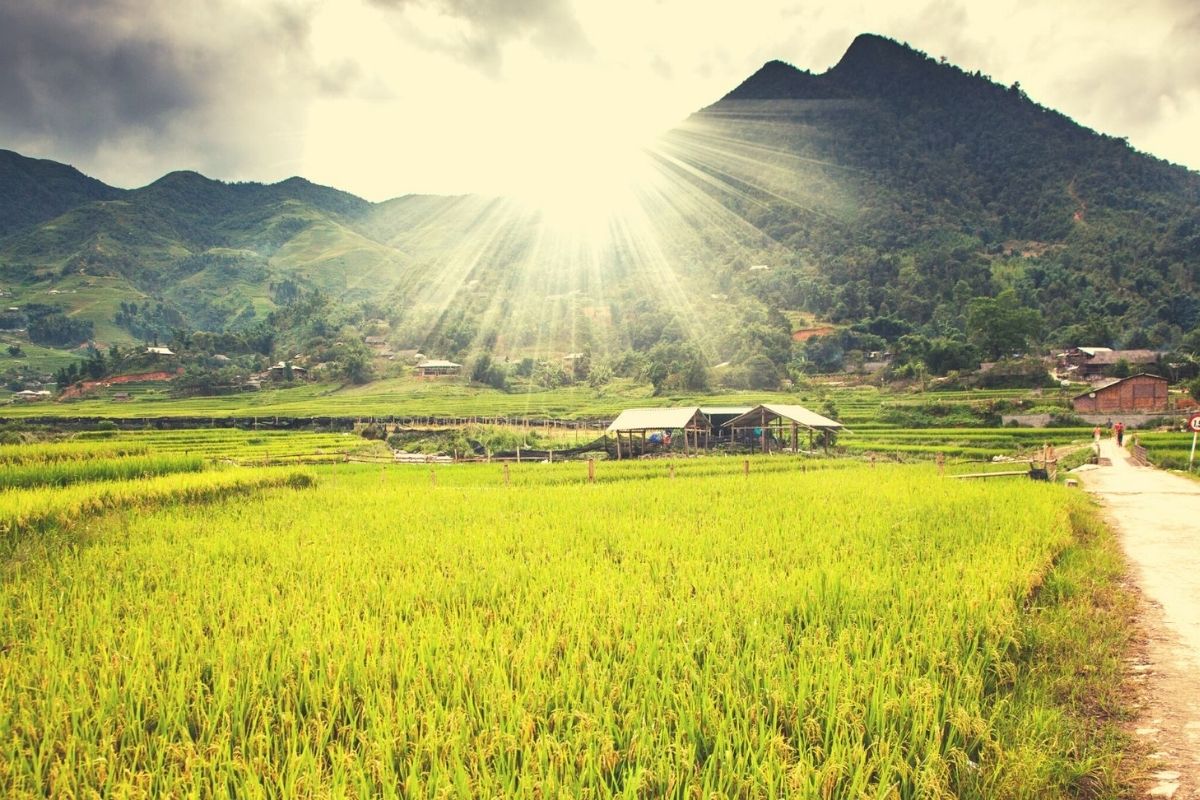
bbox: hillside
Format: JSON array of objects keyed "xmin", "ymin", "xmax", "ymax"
[
  {"xmin": 0, "ymin": 33, "xmax": 1197, "ymax": 389},
  {"xmin": 676, "ymin": 34, "xmax": 1200, "ymax": 345}
]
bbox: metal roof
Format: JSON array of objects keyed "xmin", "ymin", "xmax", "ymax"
[
  {"xmin": 416, "ymin": 359, "xmax": 462, "ymax": 368},
  {"xmin": 723, "ymin": 404, "xmax": 844, "ymax": 430},
  {"xmin": 606, "ymin": 407, "xmax": 705, "ymax": 433}
]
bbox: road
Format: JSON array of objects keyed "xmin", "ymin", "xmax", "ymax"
[{"xmin": 1081, "ymin": 438, "xmax": 1200, "ymax": 799}]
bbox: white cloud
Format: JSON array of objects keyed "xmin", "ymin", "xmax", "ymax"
[{"xmin": 2, "ymin": 0, "xmax": 1197, "ymax": 198}]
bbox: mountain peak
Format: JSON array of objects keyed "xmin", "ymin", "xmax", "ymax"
[
  {"xmin": 718, "ymin": 58, "xmax": 833, "ymax": 103},
  {"xmin": 827, "ymin": 33, "xmax": 940, "ymax": 92}
]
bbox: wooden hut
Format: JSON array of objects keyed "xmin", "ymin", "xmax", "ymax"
[
  {"xmin": 1072, "ymin": 373, "xmax": 1169, "ymax": 413},
  {"xmin": 723, "ymin": 404, "xmax": 844, "ymax": 453},
  {"xmin": 415, "ymin": 359, "xmax": 462, "ymax": 377},
  {"xmin": 606, "ymin": 407, "xmax": 708, "ymax": 459}
]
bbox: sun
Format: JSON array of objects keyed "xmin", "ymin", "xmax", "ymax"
[{"xmin": 499, "ymin": 113, "xmax": 660, "ymax": 238}]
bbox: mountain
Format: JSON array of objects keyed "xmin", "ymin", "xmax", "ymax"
[
  {"xmin": 677, "ymin": 34, "xmax": 1200, "ymax": 346},
  {"xmin": 0, "ymin": 33, "xmax": 1198, "ymax": 385},
  {"xmin": 0, "ymin": 150, "xmax": 124, "ymax": 238}
]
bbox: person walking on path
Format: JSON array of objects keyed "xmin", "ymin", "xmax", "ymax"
[{"xmin": 1115, "ymin": 421, "xmax": 1125, "ymax": 447}]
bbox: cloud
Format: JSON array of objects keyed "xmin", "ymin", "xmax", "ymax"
[
  {"xmin": 367, "ymin": 0, "xmax": 594, "ymax": 76},
  {"xmin": 0, "ymin": 0, "xmax": 322, "ymax": 187}
]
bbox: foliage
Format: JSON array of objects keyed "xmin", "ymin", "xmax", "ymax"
[
  {"xmin": 24, "ymin": 304, "xmax": 93, "ymax": 347},
  {"xmin": 966, "ymin": 290, "xmax": 1042, "ymax": 360}
]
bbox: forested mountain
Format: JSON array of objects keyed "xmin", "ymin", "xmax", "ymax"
[
  {"xmin": 0, "ymin": 150, "xmax": 123, "ymax": 237},
  {"xmin": 678, "ymin": 34, "xmax": 1200, "ymax": 349},
  {"xmin": 0, "ymin": 33, "xmax": 1197, "ymax": 388}
]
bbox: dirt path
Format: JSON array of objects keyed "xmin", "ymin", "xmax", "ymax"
[{"xmin": 1080, "ymin": 438, "xmax": 1200, "ymax": 799}]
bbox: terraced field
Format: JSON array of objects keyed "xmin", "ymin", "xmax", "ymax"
[{"xmin": 0, "ymin": 440, "xmax": 1135, "ymax": 798}]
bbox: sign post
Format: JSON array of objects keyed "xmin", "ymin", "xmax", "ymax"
[{"xmin": 1187, "ymin": 413, "xmax": 1200, "ymax": 470}]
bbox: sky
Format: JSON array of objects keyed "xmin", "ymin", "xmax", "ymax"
[{"xmin": 1, "ymin": 0, "xmax": 1198, "ymax": 201}]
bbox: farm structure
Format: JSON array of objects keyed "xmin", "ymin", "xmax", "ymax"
[
  {"xmin": 700, "ymin": 407, "xmax": 752, "ymax": 442},
  {"xmin": 415, "ymin": 359, "xmax": 462, "ymax": 377},
  {"xmin": 606, "ymin": 407, "xmax": 708, "ymax": 459},
  {"xmin": 724, "ymin": 404, "xmax": 844, "ymax": 453},
  {"xmin": 1071, "ymin": 373, "xmax": 1169, "ymax": 413},
  {"xmin": 604, "ymin": 404, "xmax": 845, "ymax": 458}
]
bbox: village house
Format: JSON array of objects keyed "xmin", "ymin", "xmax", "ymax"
[
  {"xmin": 267, "ymin": 362, "xmax": 307, "ymax": 381},
  {"xmin": 415, "ymin": 359, "xmax": 462, "ymax": 377},
  {"xmin": 1071, "ymin": 373, "xmax": 1169, "ymax": 413},
  {"xmin": 11, "ymin": 389, "xmax": 52, "ymax": 403},
  {"xmin": 1058, "ymin": 346, "xmax": 1159, "ymax": 380}
]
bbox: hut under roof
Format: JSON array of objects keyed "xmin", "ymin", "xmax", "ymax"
[
  {"xmin": 724, "ymin": 404, "xmax": 845, "ymax": 453},
  {"xmin": 606, "ymin": 407, "xmax": 708, "ymax": 459}
]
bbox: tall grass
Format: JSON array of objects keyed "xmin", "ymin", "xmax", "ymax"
[
  {"xmin": 0, "ymin": 462, "xmax": 1131, "ymax": 798},
  {"xmin": 0, "ymin": 454, "xmax": 204, "ymax": 488}
]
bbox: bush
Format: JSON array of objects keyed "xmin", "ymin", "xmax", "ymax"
[{"xmin": 1047, "ymin": 412, "xmax": 1088, "ymax": 427}]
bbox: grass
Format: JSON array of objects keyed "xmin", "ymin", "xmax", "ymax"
[
  {"xmin": 1132, "ymin": 431, "xmax": 1198, "ymax": 472},
  {"xmin": 0, "ymin": 456, "xmax": 1136, "ymax": 798}
]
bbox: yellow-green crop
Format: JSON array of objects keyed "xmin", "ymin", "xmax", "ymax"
[{"xmin": 0, "ymin": 458, "xmax": 1129, "ymax": 798}]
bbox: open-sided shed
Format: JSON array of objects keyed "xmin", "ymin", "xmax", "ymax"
[
  {"xmin": 606, "ymin": 407, "xmax": 708, "ymax": 459},
  {"xmin": 699, "ymin": 406, "xmax": 752, "ymax": 443},
  {"xmin": 723, "ymin": 404, "xmax": 844, "ymax": 453}
]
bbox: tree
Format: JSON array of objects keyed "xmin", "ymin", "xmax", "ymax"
[
  {"xmin": 6, "ymin": 344, "xmax": 23, "ymax": 358},
  {"xmin": 742, "ymin": 354, "xmax": 780, "ymax": 389},
  {"xmin": 966, "ymin": 290, "xmax": 1041, "ymax": 360}
]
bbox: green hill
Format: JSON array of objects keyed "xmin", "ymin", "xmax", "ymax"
[{"xmin": 0, "ymin": 33, "xmax": 1197, "ymax": 387}]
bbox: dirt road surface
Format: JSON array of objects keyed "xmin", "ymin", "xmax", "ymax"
[{"xmin": 1081, "ymin": 438, "xmax": 1200, "ymax": 799}]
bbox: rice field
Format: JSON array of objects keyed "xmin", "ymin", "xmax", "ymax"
[
  {"xmin": 1132, "ymin": 430, "xmax": 1199, "ymax": 471},
  {"xmin": 0, "ymin": 444, "xmax": 1134, "ymax": 798}
]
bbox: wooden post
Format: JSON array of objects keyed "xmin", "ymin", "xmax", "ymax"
[
  {"xmin": 503, "ymin": 463, "xmax": 510, "ymax": 485},
  {"xmin": 616, "ymin": 432, "xmax": 622, "ymax": 461},
  {"xmin": 791, "ymin": 422, "xmax": 798, "ymax": 453},
  {"xmin": 743, "ymin": 459, "xmax": 750, "ymax": 476},
  {"xmin": 587, "ymin": 459, "xmax": 595, "ymax": 483},
  {"xmin": 669, "ymin": 463, "xmax": 675, "ymax": 479},
  {"xmin": 430, "ymin": 469, "xmax": 436, "ymax": 487},
  {"xmin": 870, "ymin": 454, "xmax": 876, "ymax": 469},
  {"xmin": 937, "ymin": 452, "xmax": 945, "ymax": 477},
  {"xmin": 516, "ymin": 446, "xmax": 522, "ymax": 464}
]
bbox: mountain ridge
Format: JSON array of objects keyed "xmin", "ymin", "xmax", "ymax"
[{"xmin": 0, "ymin": 33, "xmax": 1198, "ymax": 384}]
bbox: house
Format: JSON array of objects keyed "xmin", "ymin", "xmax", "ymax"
[
  {"xmin": 11, "ymin": 390, "xmax": 51, "ymax": 403},
  {"xmin": 145, "ymin": 346, "xmax": 175, "ymax": 357},
  {"xmin": 1071, "ymin": 373, "xmax": 1169, "ymax": 413},
  {"xmin": 112, "ymin": 392, "xmax": 131, "ymax": 402},
  {"xmin": 415, "ymin": 359, "xmax": 462, "ymax": 377},
  {"xmin": 267, "ymin": 362, "xmax": 307, "ymax": 381},
  {"xmin": 1059, "ymin": 347, "xmax": 1158, "ymax": 379},
  {"xmin": 364, "ymin": 336, "xmax": 387, "ymax": 347}
]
